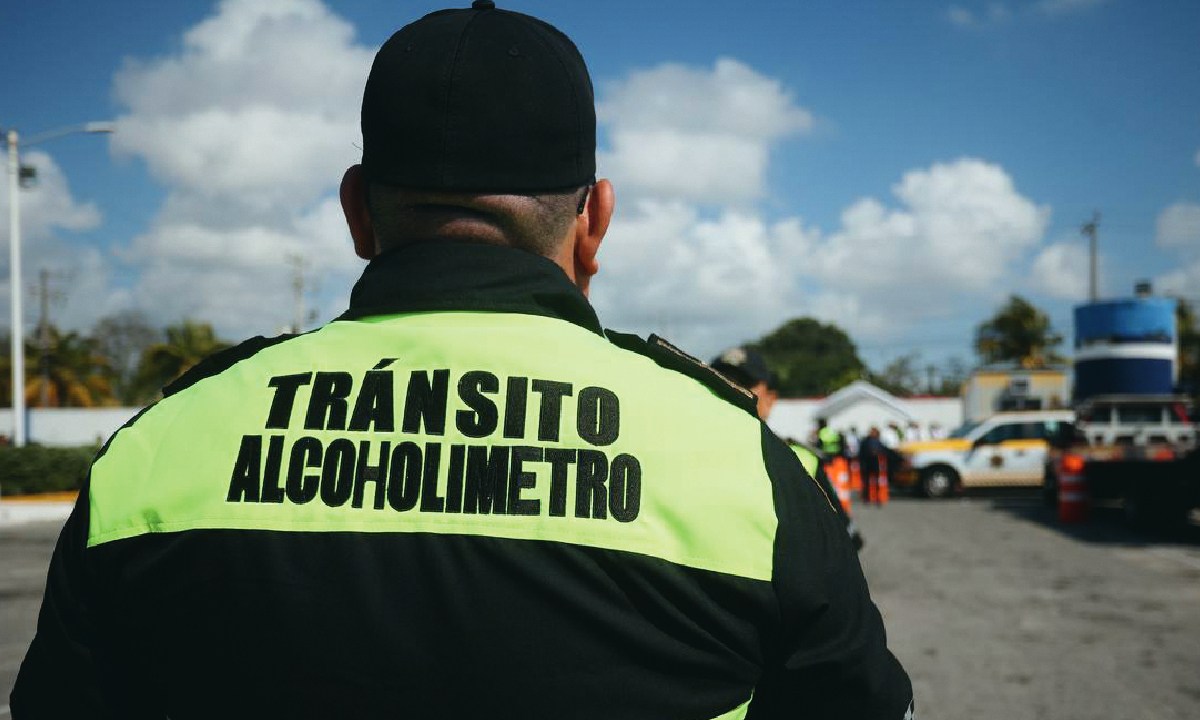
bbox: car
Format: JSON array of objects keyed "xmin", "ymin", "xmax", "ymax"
[{"xmin": 894, "ymin": 410, "xmax": 1075, "ymax": 498}]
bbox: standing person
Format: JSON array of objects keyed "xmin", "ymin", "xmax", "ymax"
[
  {"xmin": 816, "ymin": 416, "xmax": 844, "ymax": 458},
  {"xmin": 843, "ymin": 424, "xmax": 861, "ymax": 458},
  {"xmin": 12, "ymin": 3, "xmax": 912, "ymax": 718},
  {"xmin": 859, "ymin": 426, "xmax": 885, "ymax": 504},
  {"xmin": 710, "ymin": 346, "xmax": 864, "ymax": 550}
]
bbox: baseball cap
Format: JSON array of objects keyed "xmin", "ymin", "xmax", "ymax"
[
  {"xmin": 361, "ymin": 0, "xmax": 596, "ymax": 193},
  {"xmin": 710, "ymin": 346, "xmax": 775, "ymax": 390}
]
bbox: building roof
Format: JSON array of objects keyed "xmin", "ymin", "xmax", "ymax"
[{"xmin": 814, "ymin": 380, "xmax": 915, "ymax": 421}]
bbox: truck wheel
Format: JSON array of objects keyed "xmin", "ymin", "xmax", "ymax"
[{"xmin": 920, "ymin": 466, "xmax": 957, "ymax": 499}]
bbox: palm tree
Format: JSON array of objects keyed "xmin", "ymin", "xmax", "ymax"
[
  {"xmin": 0, "ymin": 330, "xmax": 117, "ymax": 408},
  {"xmin": 26, "ymin": 328, "xmax": 118, "ymax": 407},
  {"xmin": 131, "ymin": 321, "xmax": 231, "ymax": 402},
  {"xmin": 974, "ymin": 295, "xmax": 1064, "ymax": 368}
]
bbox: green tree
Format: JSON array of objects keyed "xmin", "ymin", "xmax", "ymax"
[
  {"xmin": 91, "ymin": 311, "xmax": 163, "ymax": 404},
  {"xmin": 751, "ymin": 317, "xmax": 866, "ymax": 396},
  {"xmin": 868, "ymin": 352, "xmax": 923, "ymax": 397},
  {"xmin": 974, "ymin": 295, "xmax": 1064, "ymax": 368},
  {"xmin": 937, "ymin": 356, "xmax": 969, "ymax": 396},
  {"xmin": 0, "ymin": 331, "xmax": 117, "ymax": 408},
  {"xmin": 132, "ymin": 321, "xmax": 231, "ymax": 402},
  {"xmin": 1176, "ymin": 297, "xmax": 1199, "ymax": 401},
  {"xmin": 27, "ymin": 327, "xmax": 118, "ymax": 407}
]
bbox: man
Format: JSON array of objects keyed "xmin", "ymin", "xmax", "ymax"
[
  {"xmin": 710, "ymin": 346, "xmax": 864, "ymax": 551},
  {"xmin": 817, "ymin": 416, "xmax": 845, "ymax": 458},
  {"xmin": 13, "ymin": 3, "xmax": 912, "ymax": 718},
  {"xmin": 859, "ymin": 425, "xmax": 886, "ymax": 504}
]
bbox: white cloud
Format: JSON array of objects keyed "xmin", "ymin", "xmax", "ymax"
[
  {"xmin": 1030, "ymin": 242, "xmax": 1089, "ymax": 299},
  {"xmin": 1035, "ymin": 0, "xmax": 1107, "ymax": 16},
  {"xmin": 949, "ymin": 0, "xmax": 1101, "ymax": 28},
  {"xmin": 947, "ymin": 3, "xmax": 1012, "ymax": 27},
  {"xmin": 596, "ymin": 154, "xmax": 1050, "ymax": 360},
  {"xmin": 107, "ymin": 0, "xmax": 374, "ymax": 337},
  {"xmin": 598, "ymin": 58, "xmax": 813, "ymax": 204},
  {"xmin": 1156, "ymin": 202, "xmax": 1200, "ymax": 252},
  {"xmin": 947, "ymin": 6, "xmax": 977, "ymax": 27},
  {"xmin": 1152, "ymin": 202, "xmax": 1200, "ymax": 301},
  {"xmin": 93, "ymin": 1, "xmax": 1056, "ymax": 369},
  {"xmin": 0, "ymin": 150, "xmax": 102, "ymax": 245},
  {"xmin": 0, "ymin": 149, "xmax": 113, "ymax": 332}
]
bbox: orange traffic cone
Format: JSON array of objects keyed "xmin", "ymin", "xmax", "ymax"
[
  {"xmin": 1057, "ymin": 453, "xmax": 1088, "ymax": 524},
  {"xmin": 849, "ymin": 459, "xmax": 862, "ymax": 495},
  {"xmin": 830, "ymin": 457, "xmax": 852, "ymax": 514},
  {"xmin": 877, "ymin": 454, "xmax": 890, "ymax": 505}
]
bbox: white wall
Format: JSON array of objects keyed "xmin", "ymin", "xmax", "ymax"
[
  {"xmin": 768, "ymin": 397, "xmax": 963, "ymax": 444},
  {"xmin": 0, "ymin": 407, "xmax": 142, "ymax": 447}
]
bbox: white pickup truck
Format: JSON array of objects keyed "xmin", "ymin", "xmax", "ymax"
[{"xmin": 1044, "ymin": 395, "xmax": 1200, "ymax": 527}]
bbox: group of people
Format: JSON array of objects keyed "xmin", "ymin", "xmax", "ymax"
[
  {"xmin": 12, "ymin": 3, "xmax": 914, "ymax": 718},
  {"xmin": 816, "ymin": 420, "xmax": 916, "ymax": 504}
]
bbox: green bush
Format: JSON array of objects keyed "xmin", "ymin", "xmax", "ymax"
[{"xmin": 0, "ymin": 444, "xmax": 99, "ymax": 496}]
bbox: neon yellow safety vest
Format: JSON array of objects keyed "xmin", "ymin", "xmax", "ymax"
[{"xmin": 13, "ymin": 242, "xmax": 912, "ymax": 719}]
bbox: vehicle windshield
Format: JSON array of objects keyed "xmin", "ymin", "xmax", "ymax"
[{"xmin": 948, "ymin": 421, "xmax": 980, "ymax": 439}]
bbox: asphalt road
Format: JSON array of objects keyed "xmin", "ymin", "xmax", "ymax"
[{"xmin": 3, "ymin": 493, "xmax": 1199, "ymax": 718}]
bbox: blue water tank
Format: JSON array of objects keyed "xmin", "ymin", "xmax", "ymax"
[{"xmin": 1073, "ymin": 297, "xmax": 1176, "ymax": 402}]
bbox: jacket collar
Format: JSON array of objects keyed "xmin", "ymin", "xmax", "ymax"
[{"xmin": 340, "ymin": 241, "xmax": 604, "ymax": 336}]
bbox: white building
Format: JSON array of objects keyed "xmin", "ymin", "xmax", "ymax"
[{"xmin": 767, "ymin": 380, "xmax": 963, "ymax": 444}]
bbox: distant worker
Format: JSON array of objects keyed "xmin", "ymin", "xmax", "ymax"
[
  {"xmin": 711, "ymin": 346, "xmax": 863, "ymax": 550},
  {"xmin": 817, "ymin": 416, "xmax": 845, "ymax": 458},
  {"xmin": 858, "ymin": 425, "xmax": 885, "ymax": 504},
  {"xmin": 844, "ymin": 424, "xmax": 861, "ymax": 457}
]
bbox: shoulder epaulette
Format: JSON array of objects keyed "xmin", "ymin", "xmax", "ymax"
[{"xmin": 604, "ymin": 330, "xmax": 758, "ymax": 417}]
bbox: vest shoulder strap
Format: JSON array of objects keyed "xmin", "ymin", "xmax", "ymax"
[{"xmin": 604, "ymin": 330, "xmax": 758, "ymax": 417}]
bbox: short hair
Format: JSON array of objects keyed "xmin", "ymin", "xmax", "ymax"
[{"xmin": 367, "ymin": 183, "xmax": 587, "ymax": 257}]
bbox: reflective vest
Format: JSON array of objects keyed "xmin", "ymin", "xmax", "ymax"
[
  {"xmin": 14, "ymin": 243, "xmax": 911, "ymax": 719},
  {"xmin": 818, "ymin": 425, "xmax": 842, "ymax": 455}
]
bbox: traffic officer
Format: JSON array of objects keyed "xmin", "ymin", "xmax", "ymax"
[
  {"xmin": 12, "ymin": 3, "xmax": 912, "ymax": 718},
  {"xmin": 710, "ymin": 346, "xmax": 864, "ymax": 551},
  {"xmin": 817, "ymin": 416, "xmax": 845, "ymax": 458}
]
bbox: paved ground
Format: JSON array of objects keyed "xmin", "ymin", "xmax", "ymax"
[
  {"xmin": 2, "ymin": 492, "xmax": 1199, "ymax": 717},
  {"xmin": 858, "ymin": 493, "xmax": 1200, "ymax": 720}
]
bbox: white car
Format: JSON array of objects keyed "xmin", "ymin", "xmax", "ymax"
[{"xmin": 896, "ymin": 410, "xmax": 1075, "ymax": 498}]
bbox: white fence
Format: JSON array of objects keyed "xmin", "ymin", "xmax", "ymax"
[{"xmin": 0, "ymin": 407, "xmax": 142, "ymax": 447}]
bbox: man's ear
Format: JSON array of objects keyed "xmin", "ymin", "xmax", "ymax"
[
  {"xmin": 340, "ymin": 165, "xmax": 377, "ymax": 260},
  {"xmin": 572, "ymin": 179, "xmax": 614, "ymax": 295}
]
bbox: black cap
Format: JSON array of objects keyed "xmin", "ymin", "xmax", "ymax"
[
  {"xmin": 710, "ymin": 346, "xmax": 774, "ymax": 390},
  {"xmin": 361, "ymin": 2, "xmax": 596, "ymax": 192}
]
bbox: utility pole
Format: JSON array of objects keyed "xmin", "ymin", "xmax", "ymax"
[
  {"xmin": 286, "ymin": 254, "xmax": 314, "ymax": 333},
  {"xmin": 1081, "ymin": 212, "xmax": 1100, "ymax": 302},
  {"xmin": 34, "ymin": 269, "xmax": 65, "ymax": 408}
]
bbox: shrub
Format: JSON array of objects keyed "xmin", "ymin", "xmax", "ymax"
[{"xmin": 0, "ymin": 444, "xmax": 99, "ymax": 496}]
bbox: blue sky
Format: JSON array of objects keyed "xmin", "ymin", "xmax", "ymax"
[{"xmin": 2, "ymin": 0, "xmax": 1198, "ymax": 379}]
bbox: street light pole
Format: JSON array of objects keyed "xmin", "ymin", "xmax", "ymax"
[
  {"xmin": 6, "ymin": 122, "xmax": 113, "ymax": 447},
  {"xmin": 7, "ymin": 129, "xmax": 25, "ymax": 447}
]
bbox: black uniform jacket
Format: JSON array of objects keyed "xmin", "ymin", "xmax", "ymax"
[{"xmin": 12, "ymin": 242, "xmax": 912, "ymax": 719}]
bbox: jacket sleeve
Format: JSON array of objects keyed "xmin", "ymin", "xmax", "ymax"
[
  {"xmin": 10, "ymin": 480, "xmax": 132, "ymax": 719},
  {"xmin": 748, "ymin": 429, "xmax": 915, "ymax": 719}
]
